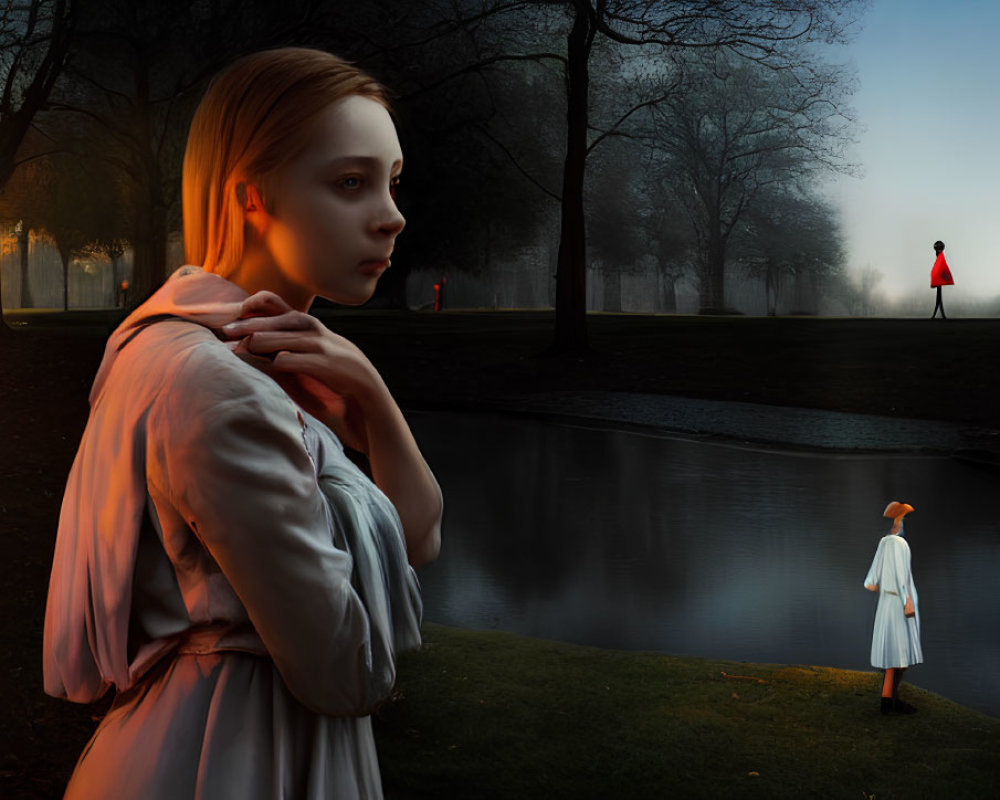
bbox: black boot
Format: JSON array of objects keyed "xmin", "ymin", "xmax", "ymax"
[{"xmin": 881, "ymin": 697, "xmax": 894, "ymax": 714}]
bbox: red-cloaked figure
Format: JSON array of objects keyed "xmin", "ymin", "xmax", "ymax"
[{"xmin": 930, "ymin": 240, "xmax": 953, "ymax": 319}]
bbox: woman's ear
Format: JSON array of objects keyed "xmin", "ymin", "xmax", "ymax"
[
  {"xmin": 238, "ymin": 182, "xmax": 269, "ymax": 236},
  {"xmin": 237, "ymin": 182, "xmax": 266, "ymax": 213}
]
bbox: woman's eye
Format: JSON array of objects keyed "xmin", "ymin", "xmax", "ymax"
[
  {"xmin": 390, "ymin": 176, "xmax": 400, "ymax": 201},
  {"xmin": 337, "ymin": 175, "xmax": 363, "ymax": 191}
]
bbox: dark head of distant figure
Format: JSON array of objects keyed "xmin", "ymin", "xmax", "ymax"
[{"xmin": 933, "ymin": 240, "xmax": 945, "ymax": 254}]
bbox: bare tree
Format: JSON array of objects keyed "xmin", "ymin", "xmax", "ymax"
[
  {"xmin": 0, "ymin": 0, "xmax": 74, "ymax": 317},
  {"xmin": 739, "ymin": 187, "xmax": 846, "ymax": 315},
  {"xmin": 407, "ymin": 0, "xmax": 866, "ymax": 349},
  {"xmin": 586, "ymin": 133, "xmax": 694, "ymax": 312},
  {"xmin": 649, "ymin": 46, "xmax": 856, "ymax": 313},
  {"xmin": 0, "ymin": 0, "xmax": 73, "ymax": 187}
]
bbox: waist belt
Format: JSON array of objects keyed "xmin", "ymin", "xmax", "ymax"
[
  {"xmin": 882, "ymin": 590, "xmax": 898, "ymax": 596},
  {"xmin": 175, "ymin": 625, "xmax": 268, "ymax": 656},
  {"xmin": 120, "ymin": 625, "xmax": 268, "ymax": 703}
]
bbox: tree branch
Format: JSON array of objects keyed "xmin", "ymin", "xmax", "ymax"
[
  {"xmin": 400, "ymin": 51, "xmax": 568, "ymax": 102},
  {"xmin": 586, "ymin": 83, "xmax": 679, "ymax": 155},
  {"xmin": 474, "ymin": 122, "xmax": 561, "ymax": 202}
]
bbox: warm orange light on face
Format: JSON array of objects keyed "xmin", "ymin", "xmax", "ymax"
[{"xmin": 242, "ymin": 96, "xmax": 405, "ymax": 309}]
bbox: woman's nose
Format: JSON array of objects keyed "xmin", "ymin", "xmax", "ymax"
[
  {"xmin": 378, "ymin": 207, "xmax": 405, "ymax": 239},
  {"xmin": 381, "ymin": 206, "xmax": 405, "ymax": 235}
]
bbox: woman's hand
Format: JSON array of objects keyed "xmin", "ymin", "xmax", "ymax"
[
  {"xmin": 220, "ymin": 292, "xmax": 375, "ymax": 450},
  {"xmin": 903, "ymin": 596, "xmax": 915, "ymax": 617},
  {"xmin": 864, "ymin": 584, "xmax": 879, "ymax": 592},
  {"xmin": 220, "ymin": 291, "xmax": 442, "ymax": 568}
]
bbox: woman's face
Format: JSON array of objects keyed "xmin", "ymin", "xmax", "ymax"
[{"xmin": 258, "ymin": 95, "xmax": 405, "ymax": 306}]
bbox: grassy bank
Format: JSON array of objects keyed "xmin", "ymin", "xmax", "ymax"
[{"xmin": 375, "ymin": 625, "xmax": 1000, "ymax": 800}]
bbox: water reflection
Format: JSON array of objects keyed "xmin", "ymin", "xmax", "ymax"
[{"xmin": 410, "ymin": 411, "xmax": 1000, "ymax": 717}]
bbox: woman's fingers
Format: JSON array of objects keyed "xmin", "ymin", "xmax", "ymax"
[
  {"xmin": 245, "ymin": 333, "xmax": 365, "ymax": 395},
  {"xmin": 242, "ymin": 330, "xmax": 327, "ymax": 355},
  {"xmin": 220, "ymin": 291, "xmax": 305, "ymax": 336},
  {"xmin": 240, "ymin": 290, "xmax": 294, "ymax": 317},
  {"xmin": 222, "ymin": 310, "xmax": 315, "ymax": 337}
]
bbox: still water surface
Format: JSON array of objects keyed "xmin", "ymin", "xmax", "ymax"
[{"xmin": 409, "ymin": 411, "xmax": 1000, "ymax": 717}]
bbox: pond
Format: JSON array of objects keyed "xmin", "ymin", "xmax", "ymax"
[{"xmin": 409, "ymin": 411, "xmax": 1000, "ymax": 718}]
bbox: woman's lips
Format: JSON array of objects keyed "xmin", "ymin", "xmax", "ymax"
[{"xmin": 358, "ymin": 259, "xmax": 389, "ymax": 276}]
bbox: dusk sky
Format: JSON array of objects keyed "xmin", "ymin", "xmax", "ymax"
[{"xmin": 828, "ymin": 0, "xmax": 1000, "ymax": 304}]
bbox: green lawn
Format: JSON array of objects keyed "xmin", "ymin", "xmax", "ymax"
[{"xmin": 375, "ymin": 625, "xmax": 1000, "ymax": 800}]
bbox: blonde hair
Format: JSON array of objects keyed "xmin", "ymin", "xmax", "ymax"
[{"xmin": 182, "ymin": 48, "xmax": 391, "ymax": 277}]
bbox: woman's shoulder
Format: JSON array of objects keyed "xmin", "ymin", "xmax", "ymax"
[
  {"xmin": 882, "ymin": 534, "xmax": 910, "ymax": 550},
  {"xmin": 126, "ymin": 320, "xmax": 295, "ymax": 423}
]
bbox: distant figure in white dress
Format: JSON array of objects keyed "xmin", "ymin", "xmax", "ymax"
[{"xmin": 864, "ymin": 501, "xmax": 922, "ymax": 714}]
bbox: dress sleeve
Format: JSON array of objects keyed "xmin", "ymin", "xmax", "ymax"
[
  {"xmin": 863, "ymin": 538, "xmax": 885, "ymax": 588},
  {"xmin": 867, "ymin": 536, "xmax": 910, "ymax": 609},
  {"xmin": 150, "ymin": 349, "xmax": 387, "ymax": 716},
  {"xmin": 885, "ymin": 537, "xmax": 913, "ymax": 608}
]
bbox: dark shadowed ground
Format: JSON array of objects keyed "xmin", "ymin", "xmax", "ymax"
[{"xmin": 2, "ymin": 310, "xmax": 998, "ymax": 798}]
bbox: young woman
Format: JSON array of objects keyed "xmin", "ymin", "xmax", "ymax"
[
  {"xmin": 930, "ymin": 240, "xmax": 953, "ymax": 319},
  {"xmin": 863, "ymin": 501, "xmax": 921, "ymax": 715},
  {"xmin": 43, "ymin": 48, "xmax": 442, "ymax": 799}
]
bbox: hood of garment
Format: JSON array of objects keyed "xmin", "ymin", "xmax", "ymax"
[
  {"xmin": 45, "ymin": 266, "xmax": 256, "ymax": 702},
  {"xmin": 90, "ymin": 266, "xmax": 249, "ymax": 405}
]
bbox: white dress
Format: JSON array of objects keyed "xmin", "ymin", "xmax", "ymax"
[
  {"xmin": 863, "ymin": 532, "xmax": 922, "ymax": 669},
  {"xmin": 43, "ymin": 267, "xmax": 422, "ymax": 799}
]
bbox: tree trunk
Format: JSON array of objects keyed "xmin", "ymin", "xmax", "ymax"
[
  {"xmin": 385, "ymin": 263, "xmax": 410, "ymax": 309},
  {"xmin": 699, "ymin": 227, "xmax": 727, "ymax": 313},
  {"xmin": 0, "ymin": 230, "xmax": 6, "ymax": 331},
  {"xmin": 111, "ymin": 252, "xmax": 121, "ymax": 307},
  {"xmin": 62, "ymin": 252, "xmax": 70, "ymax": 311},
  {"xmin": 663, "ymin": 275, "xmax": 676, "ymax": 313},
  {"xmin": 18, "ymin": 225, "xmax": 32, "ymax": 308},
  {"xmin": 602, "ymin": 264, "xmax": 621, "ymax": 312},
  {"xmin": 130, "ymin": 197, "xmax": 168, "ymax": 304},
  {"xmin": 131, "ymin": 56, "xmax": 169, "ymax": 303},
  {"xmin": 150, "ymin": 201, "xmax": 167, "ymax": 287},
  {"xmin": 131, "ymin": 216, "xmax": 154, "ymax": 303},
  {"xmin": 765, "ymin": 263, "xmax": 776, "ymax": 316},
  {"xmin": 552, "ymin": 0, "xmax": 593, "ymax": 353}
]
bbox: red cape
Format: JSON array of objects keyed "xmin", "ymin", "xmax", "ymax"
[{"xmin": 931, "ymin": 253, "xmax": 954, "ymax": 287}]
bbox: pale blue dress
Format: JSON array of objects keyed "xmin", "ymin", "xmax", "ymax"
[
  {"xmin": 43, "ymin": 268, "xmax": 423, "ymax": 799},
  {"xmin": 864, "ymin": 530, "xmax": 922, "ymax": 669}
]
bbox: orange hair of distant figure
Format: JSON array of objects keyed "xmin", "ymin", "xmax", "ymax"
[{"xmin": 182, "ymin": 47, "xmax": 391, "ymax": 278}]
